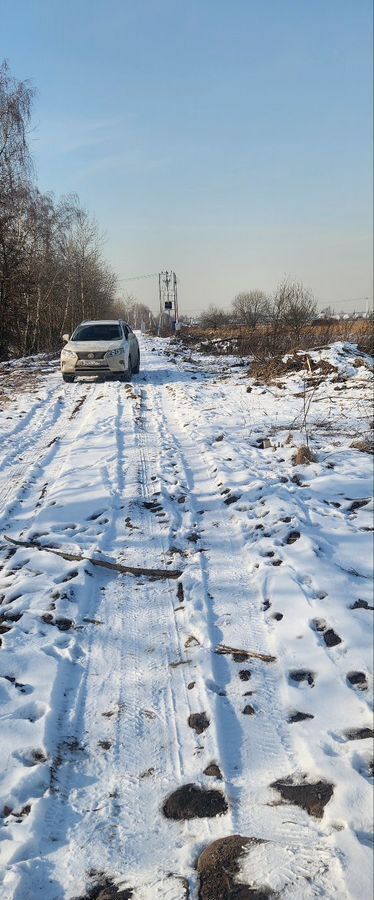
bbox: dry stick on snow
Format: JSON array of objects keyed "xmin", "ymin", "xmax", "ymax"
[
  {"xmin": 4, "ymin": 535, "xmax": 182, "ymax": 580},
  {"xmin": 216, "ymin": 643, "xmax": 276, "ymax": 663}
]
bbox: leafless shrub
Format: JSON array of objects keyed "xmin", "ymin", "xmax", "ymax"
[
  {"xmin": 232, "ymin": 290, "xmax": 271, "ymax": 328},
  {"xmin": 199, "ymin": 304, "xmax": 231, "ymax": 329},
  {"xmin": 268, "ymin": 278, "xmax": 317, "ymax": 353}
]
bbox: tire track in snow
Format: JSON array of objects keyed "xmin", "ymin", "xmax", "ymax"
[
  {"xmin": 6, "ymin": 375, "xmax": 208, "ymax": 898},
  {"xmin": 0, "ymin": 381, "xmax": 89, "ymax": 529},
  {"xmin": 0, "ymin": 383, "xmax": 138, "ymax": 899}
]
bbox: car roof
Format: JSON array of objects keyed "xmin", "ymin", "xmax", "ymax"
[{"xmin": 77, "ymin": 319, "xmax": 125, "ymax": 326}]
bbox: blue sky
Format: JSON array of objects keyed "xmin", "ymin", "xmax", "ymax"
[{"xmin": 2, "ymin": 0, "xmax": 372, "ymax": 314}]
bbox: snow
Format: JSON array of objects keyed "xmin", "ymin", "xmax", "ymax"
[{"xmin": 0, "ymin": 338, "xmax": 372, "ymax": 899}]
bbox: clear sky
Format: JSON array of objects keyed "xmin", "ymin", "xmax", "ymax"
[{"xmin": 2, "ymin": 0, "xmax": 373, "ymax": 315}]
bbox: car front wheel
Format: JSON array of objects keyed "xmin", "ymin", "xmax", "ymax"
[
  {"xmin": 122, "ymin": 357, "xmax": 132, "ymax": 382},
  {"xmin": 62, "ymin": 374, "xmax": 75, "ymax": 383},
  {"xmin": 132, "ymin": 349, "xmax": 140, "ymax": 374}
]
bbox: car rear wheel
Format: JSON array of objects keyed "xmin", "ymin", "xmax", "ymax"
[{"xmin": 62, "ymin": 374, "xmax": 75, "ymax": 383}]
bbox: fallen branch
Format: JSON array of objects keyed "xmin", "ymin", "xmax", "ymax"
[
  {"xmin": 4, "ymin": 535, "xmax": 182, "ymax": 581},
  {"xmin": 216, "ymin": 643, "xmax": 276, "ymax": 663}
]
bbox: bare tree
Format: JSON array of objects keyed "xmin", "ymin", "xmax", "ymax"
[
  {"xmin": 199, "ymin": 304, "xmax": 230, "ymax": 329},
  {"xmin": 270, "ymin": 278, "xmax": 317, "ymax": 346},
  {"xmin": 0, "ymin": 61, "xmax": 35, "ymax": 353},
  {"xmin": 232, "ymin": 290, "xmax": 270, "ymax": 327},
  {"xmin": 0, "ymin": 60, "xmax": 120, "ymax": 358}
]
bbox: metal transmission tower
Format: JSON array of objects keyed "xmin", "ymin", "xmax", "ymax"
[{"xmin": 158, "ymin": 270, "xmax": 178, "ymax": 333}]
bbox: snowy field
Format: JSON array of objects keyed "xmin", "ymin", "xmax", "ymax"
[{"xmin": 0, "ymin": 336, "xmax": 372, "ymax": 899}]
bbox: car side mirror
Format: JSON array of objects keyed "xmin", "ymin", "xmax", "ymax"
[{"xmin": 62, "ymin": 334, "xmax": 70, "ymax": 343}]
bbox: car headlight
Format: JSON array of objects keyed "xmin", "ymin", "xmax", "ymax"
[
  {"xmin": 61, "ymin": 349, "xmax": 76, "ymax": 359},
  {"xmin": 106, "ymin": 347, "xmax": 124, "ymax": 358}
]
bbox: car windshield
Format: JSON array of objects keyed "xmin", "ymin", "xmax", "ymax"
[{"xmin": 72, "ymin": 324, "xmax": 122, "ymax": 341}]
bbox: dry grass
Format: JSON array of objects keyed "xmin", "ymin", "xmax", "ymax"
[
  {"xmin": 292, "ymin": 445, "xmax": 317, "ymax": 465},
  {"xmin": 250, "ymin": 354, "xmax": 338, "ymax": 383},
  {"xmin": 175, "ymin": 320, "xmax": 373, "ymax": 359},
  {"xmin": 350, "ymin": 438, "xmax": 374, "ymax": 454}
]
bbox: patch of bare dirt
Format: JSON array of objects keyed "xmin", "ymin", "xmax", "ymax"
[
  {"xmin": 271, "ymin": 777, "xmax": 334, "ymax": 818},
  {"xmin": 344, "ymin": 727, "xmax": 374, "ymax": 741},
  {"xmin": 287, "ymin": 710, "xmax": 314, "ymax": 723},
  {"xmin": 346, "ymin": 671, "xmax": 368, "ymax": 691},
  {"xmin": 69, "ymin": 393, "xmax": 87, "ymax": 420},
  {"xmin": 239, "ymin": 669, "xmax": 252, "ymax": 681},
  {"xmin": 197, "ymin": 835, "xmax": 276, "ymax": 900},
  {"xmin": 288, "ymin": 669, "xmax": 315, "ymax": 686},
  {"xmin": 323, "ymin": 628, "xmax": 342, "ymax": 647},
  {"xmin": 311, "ymin": 619, "xmax": 342, "ymax": 647},
  {"xmin": 350, "ymin": 598, "xmax": 374, "ymax": 611},
  {"xmin": 163, "ymin": 783, "xmax": 228, "ymax": 820},
  {"xmin": 74, "ymin": 876, "xmax": 133, "ymax": 899},
  {"xmin": 243, "ymin": 704, "xmax": 255, "ymax": 716},
  {"xmin": 188, "ymin": 712, "xmax": 210, "ymax": 734},
  {"xmin": 285, "ymin": 530, "xmax": 300, "ymax": 544},
  {"xmin": 203, "ymin": 763, "xmax": 222, "ymax": 779}
]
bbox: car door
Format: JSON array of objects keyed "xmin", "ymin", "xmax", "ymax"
[
  {"xmin": 121, "ymin": 322, "xmax": 137, "ymax": 363},
  {"xmin": 126, "ymin": 325, "xmax": 138, "ymax": 356}
]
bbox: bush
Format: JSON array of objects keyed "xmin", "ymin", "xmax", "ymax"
[
  {"xmin": 199, "ymin": 304, "xmax": 231, "ymax": 329},
  {"xmin": 232, "ymin": 290, "xmax": 271, "ymax": 328}
]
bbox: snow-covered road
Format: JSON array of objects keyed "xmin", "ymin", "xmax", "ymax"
[{"xmin": 0, "ymin": 338, "xmax": 372, "ymax": 899}]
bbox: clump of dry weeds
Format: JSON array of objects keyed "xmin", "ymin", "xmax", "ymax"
[{"xmin": 292, "ymin": 445, "xmax": 317, "ymax": 465}]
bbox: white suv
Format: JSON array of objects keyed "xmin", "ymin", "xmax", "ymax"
[{"xmin": 60, "ymin": 320, "xmax": 140, "ymax": 382}]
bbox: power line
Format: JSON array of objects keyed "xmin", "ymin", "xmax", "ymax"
[{"xmin": 117, "ymin": 272, "xmax": 159, "ymax": 282}]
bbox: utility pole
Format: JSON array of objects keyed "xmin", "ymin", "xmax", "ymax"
[{"xmin": 158, "ymin": 270, "xmax": 178, "ymax": 334}]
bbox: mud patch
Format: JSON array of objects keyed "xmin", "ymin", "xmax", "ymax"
[
  {"xmin": 346, "ymin": 671, "xmax": 368, "ymax": 691},
  {"xmin": 163, "ymin": 783, "xmax": 228, "ymax": 820},
  {"xmin": 285, "ymin": 530, "xmax": 300, "ymax": 544},
  {"xmin": 204, "ymin": 763, "xmax": 222, "ymax": 779},
  {"xmin": 350, "ymin": 599, "xmax": 374, "ymax": 611},
  {"xmin": 323, "ymin": 628, "xmax": 342, "ymax": 647},
  {"xmin": 239, "ymin": 669, "xmax": 252, "ymax": 681},
  {"xmin": 243, "ymin": 704, "xmax": 255, "ymax": 716},
  {"xmin": 143, "ymin": 499, "xmax": 163, "ymax": 512},
  {"xmin": 224, "ymin": 493, "xmax": 241, "ymax": 506},
  {"xmin": 75, "ymin": 876, "xmax": 133, "ymax": 899},
  {"xmin": 345, "ymin": 727, "xmax": 374, "ymax": 741},
  {"xmin": 188, "ymin": 712, "xmax": 210, "ymax": 734},
  {"xmin": 271, "ymin": 777, "xmax": 333, "ymax": 818},
  {"xmin": 289, "ymin": 669, "xmax": 315, "ymax": 686},
  {"xmin": 55, "ymin": 617, "xmax": 74, "ymax": 631},
  {"xmin": 197, "ymin": 835, "xmax": 274, "ymax": 900},
  {"xmin": 287, "ymin": 711, "xmax": 314, "ymax": 723},
  {"xmin": 349, "ymin": 498, "xmax": 370, "ymax": 512},
  {"xmin": 69, "ymin": 393, "xmax": 87, "ymax": 420}
]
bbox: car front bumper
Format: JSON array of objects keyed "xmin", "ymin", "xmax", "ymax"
[{"xmin": 61, "ymin": 355, "xmax": 128, "ymax": 376}]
